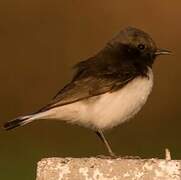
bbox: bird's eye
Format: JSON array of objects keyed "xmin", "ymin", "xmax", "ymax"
[{"xmin": 138, "ymin": 43, "xmax": 145, "ymax": 50}]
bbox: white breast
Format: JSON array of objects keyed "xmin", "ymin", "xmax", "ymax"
[{"xmin": 34, "ymin": 68, "xmax": 153, "ymax": 130}]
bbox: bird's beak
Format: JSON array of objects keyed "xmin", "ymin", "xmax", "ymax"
[{"xmin": 155, "ymin": 48, "xmax": 172, "ymax": 56}]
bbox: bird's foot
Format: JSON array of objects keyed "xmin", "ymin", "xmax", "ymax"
[
  {"xmin": 96, "ymin": 152, "xmax": 117, "ymax": 159},
  {"xmin": 96, "ymin": 154, "xmax": 141, "ymax": 159},
  {"xmin": 120, "ymin": 155, "xmax": 141, "ymax": 159},
  {"xmin": 96, "ymin": 154, "xmax": 114, "ymax": 159}
]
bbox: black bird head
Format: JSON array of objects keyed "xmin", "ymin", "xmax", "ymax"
[{"xmin": 106, "ymin": 27, "xmax": 171, "ymax": 66}]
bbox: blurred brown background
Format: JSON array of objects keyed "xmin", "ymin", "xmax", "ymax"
[{"xmin": 0, "ymin": 0, "xmax": 180, "ymax": 179}]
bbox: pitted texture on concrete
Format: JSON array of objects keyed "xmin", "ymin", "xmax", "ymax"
[{"xmin": 36, "ymin": 157, "xmax": 181, "ymax": 180}]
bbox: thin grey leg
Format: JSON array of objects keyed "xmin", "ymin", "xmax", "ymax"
[{"xmin": 96, "ymin": 130, "xmax": 115, "ymax": 157}]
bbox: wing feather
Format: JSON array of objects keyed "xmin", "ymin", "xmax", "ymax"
[
  {"xmin": 38, "ymin": 76, "xmax": 135, "ymax": 112},
  {"xmin": 38, "ymin": 58, "xmax": 138, "ymax": 112}
]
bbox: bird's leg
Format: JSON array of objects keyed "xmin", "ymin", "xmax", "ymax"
[
  {"xmin": 95, "ymin": 131, "xmax": 141, "ymax": 159},
  {"xmin": 96, "ymin": 130, "xmax": 115, "ymax": 157}
]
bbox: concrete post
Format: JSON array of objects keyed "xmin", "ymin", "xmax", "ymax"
[{"xmin": 36, "ymin": 157, "xmax": 181, "ymax": 180}]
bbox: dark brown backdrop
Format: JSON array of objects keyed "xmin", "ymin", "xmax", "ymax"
[{"xmin": 0, "ymin": 0, "xmax": 180, "ymax": 179}]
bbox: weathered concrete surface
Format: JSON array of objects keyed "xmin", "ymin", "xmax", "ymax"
[{"xmin": 36, "ymin": 157, "xmax": 181, "ymax": 180}]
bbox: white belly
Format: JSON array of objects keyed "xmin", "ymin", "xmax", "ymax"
[{"xmin": 35, "ymin": 68, "xmax": 153, "ymax": 130}]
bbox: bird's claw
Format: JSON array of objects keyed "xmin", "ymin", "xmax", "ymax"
[{"xmin": 96, "ymin": 154, "xmax": 141, "ymax": 159}]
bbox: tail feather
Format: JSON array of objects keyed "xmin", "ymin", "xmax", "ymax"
[{"xmin": 3, "ymin": 115, "xmax": 33, "ymax": 130}]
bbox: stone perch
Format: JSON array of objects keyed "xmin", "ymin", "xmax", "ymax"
[{"xmin": 36, "ymin": 157, "xmax": 181, "ymax": 180}]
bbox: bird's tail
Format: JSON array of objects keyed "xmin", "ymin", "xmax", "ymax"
[{"xmin": 3, "ymin": 115, "xmax": 35, "ymax": 130}]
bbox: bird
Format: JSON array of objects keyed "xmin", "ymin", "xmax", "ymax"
[{"xmin": 3, "ymin": 27, "xmax": 171, "ymax": 157}]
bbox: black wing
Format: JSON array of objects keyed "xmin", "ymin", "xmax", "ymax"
[
  {"xmin": 38, "ymin": 57, "xmax": 138, "ymax": 112},
  {"xmin": 38, "ymin": 76, "xmax": 136, "ymax": 112}
]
